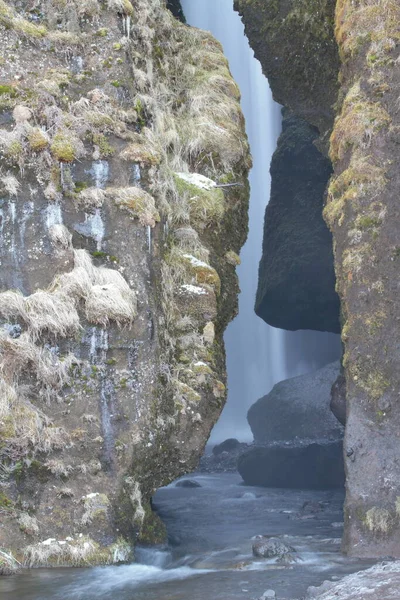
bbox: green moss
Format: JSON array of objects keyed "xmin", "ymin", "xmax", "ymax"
[
  {"xmin": 137, "ymin": 502, "xmax": 167, "ymax": 545},
  {"xmin": 92, "ymin": 133, "xmax": 115, "ymax": 158},
  {"xmin": 0, "ymin": 84, "xmax": 17, "ymax": 97},
  {"xmin": 5, "ymin": 139, "xmax": 23, "ymax": 162},
  {"xmin": 0, "ymin": 491, "xmax": 13, "ymax": 509},
  {"xmin": 356, "ymin": 215, "xmax": 382, "ymax": 230},
  {"xmin": 74, "ymin": 181, "xmax": 88, "ymax": 193},
  {"xmin": 51, "ymin": 132, "xmax": 77, "ymax": 162},
  {"xmin": 96, "ymin": 27, "xmax": 108, "ymax": 37},
  {"xmin": 28, "ymin": 128, "xmax": 48, "ymax": 151},
  {"xmin": 174, "ymin": 174, "xmax": 225, "ymax": 226}
]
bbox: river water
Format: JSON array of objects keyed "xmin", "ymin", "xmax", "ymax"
[{"xmin": 1, "ymin": 474, "xmax": 375, "ymax": 600}]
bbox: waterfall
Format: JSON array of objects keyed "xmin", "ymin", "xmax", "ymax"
[{"xmin": 181, "ymin": 0, "xmax": 341, "ymax": 442}]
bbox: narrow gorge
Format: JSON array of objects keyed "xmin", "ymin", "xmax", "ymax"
[{"xmin": 1, "ymin": 0, "xmax": 400, "ymax": 598}]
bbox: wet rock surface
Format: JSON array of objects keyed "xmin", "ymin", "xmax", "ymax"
[
  {"xmin": 239, "ymin": 362, "xmax": 344, "ymax": 489},
  {"xmin": 330, "ymin": 371, "xmax": 347, "ymax": 426},
  {"xmin": 175, "ymin": 480, "xmax": 202, "ymax": 488}
]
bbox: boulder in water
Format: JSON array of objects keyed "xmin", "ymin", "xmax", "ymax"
[
  {"xmin": 248, "ymin": 361, "xmax": 343, "ymax": 445},
  {"xmin": 252, "ymin": 536, "xmax": 296, "ymax": 561},
  {"xmin": 175, "ymin": 479, "xmax": 201, "ymax": 488},
  {"xmin": 212, "ymin": 438, "xmax": 241, "ymax": 455},
  {"xmin": 238, "ymin": 441, "xmax": 344, "ymax": 489}
]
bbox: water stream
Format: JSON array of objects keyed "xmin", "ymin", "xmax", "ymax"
[{"xmin": 1, "ymin": 474, "xmax": 375, "ymax": 600}]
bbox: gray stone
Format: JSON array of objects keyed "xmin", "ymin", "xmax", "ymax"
[
  {"xmin": 248, "ymin": 361, "xmax": 343, "ymax": 444},
  {"xmin": 252, "ymin": 537, "xmax": 295, "ymax": 560},
  {"xmin": 238, "ymin": 441, "xmax": 344, "ymax": 489}
]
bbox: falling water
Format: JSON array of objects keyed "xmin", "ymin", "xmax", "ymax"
[{"xmin": 181, "ymin": 0, "xmax": 341, "ymax": 442}]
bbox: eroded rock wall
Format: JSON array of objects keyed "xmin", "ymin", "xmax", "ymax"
[
  {"xmin": 0, "ymin": 0, "xmax": 250, "ymax": 569},
  {"xmin": 326, "ymin": 0, "xmax": 400, "ymax": 558}
]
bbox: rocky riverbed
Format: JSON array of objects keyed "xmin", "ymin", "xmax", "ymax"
[{"xmin": 0, "ymin": 473, "xmax": 380, "ymax": 600}]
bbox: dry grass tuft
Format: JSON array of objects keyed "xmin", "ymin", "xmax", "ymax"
[{"xmin": 107, "ymin": 186, "xmax": 160, "ymax": 227}]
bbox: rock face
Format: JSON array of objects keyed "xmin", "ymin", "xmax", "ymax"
[
  {"xmin": 0, "ymin": 1, "xmax": 250, "ymax": 568},
  {"xmin": 248, "ymin": 362, "xmax": 343, "ymax": 444},
  {"xmin": 326, "ymin": 0, "xmax": 400, "ymax": 558},
  {"xmin": 330, "ymin": 371, "xmax": 346, "ymax": 426},
  {"xmin": 238, "ymin": 362, "xmax": 345, "ymax": 489},
  {"xmin": 304, "ymin": 561, "xmax": 400, "ymax": 600},
  {"xmin": 255, "ymin": 111, "xmax": 340, "ymax": 333}
]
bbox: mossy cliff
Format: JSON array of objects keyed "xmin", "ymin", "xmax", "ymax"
[
  {"xmin": 0, "ymin": 0, "xmax": 250, "ymax": 569},
  {"xmin": 328, "ymin": 0, "xmax": 400, "ymax": 558},
  {"xmin": 236, "ymin": 0, "xmax": 400, "ymax": 558}
]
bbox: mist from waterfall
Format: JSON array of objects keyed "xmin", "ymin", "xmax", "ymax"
[{"xmin": 181, "ymin": 0, "xmax": 341, "ymax": 442}]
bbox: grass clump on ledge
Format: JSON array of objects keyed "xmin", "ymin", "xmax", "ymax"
[
  {"xmin": 365, "ymin": 507, "xmax": 393, "ymax": 534},
  {"xmin": 173, "ymin": 172, "xmax": 225, "ymax": 227},
  {"xmin": 107, "ymin": 187, "xmax": 160, "ymax": 227},
  {"xmin": 51, "ymin": 131, "xmax": 84, "ymax": 163}
]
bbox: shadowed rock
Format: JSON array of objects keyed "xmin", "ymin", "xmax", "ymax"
[{"xmin": 238, "ymin": 441, "xmax": 345, "ymax": 489}]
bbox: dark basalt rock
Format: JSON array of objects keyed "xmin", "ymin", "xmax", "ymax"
[
  {"xmin": 255, "ymin": 110, "xmax": 340, "ymax": 333},
  {"xmin": 238, "ymin": 441, "xmax": 345, "ymax": 489}
]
